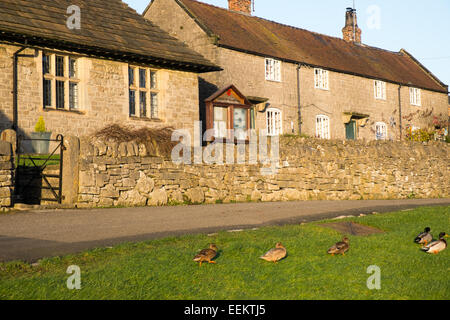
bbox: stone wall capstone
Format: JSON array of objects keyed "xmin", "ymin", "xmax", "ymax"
[{"xmin": 76, "ymin": 136, "xmax": 450, "ymax": 208}]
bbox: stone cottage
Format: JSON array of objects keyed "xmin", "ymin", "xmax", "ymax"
[
  {"xmin": 0, "ymin": 0, "xmax": 220, "ymax": 141},
  {"xmin": 144, "ymin": 0, "xmax": 449, "ymax": 141}
]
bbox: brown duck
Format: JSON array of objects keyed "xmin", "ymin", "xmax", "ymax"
[
  {"xmin": 414, "ymin": 227, "xmax": 433, "ymax": 246},
  {"xmin": 327, "ymin": 237, "xmax": 350, "ymax": 256},
  {"xmin": 193, "ymin": 244, "xmax": 218, "ymax": 267},
  {"xmin": 260, "ymin": 242, "xmax": 287, "ymax": 263}
]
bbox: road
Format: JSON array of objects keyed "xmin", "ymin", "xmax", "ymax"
[{"xmin": 0, "ymin": 198, "xmax": 449, "ymax": 262}]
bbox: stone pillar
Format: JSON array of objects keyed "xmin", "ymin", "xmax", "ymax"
[
  {"xmin": 1, "ymin": 129, "xmax": 17, "ymax": 158},
  {"xmin": 62, "ymin": 136, "xmax": 80, "ymax": 205},
  {"xmin": 0, "ymin": 140, "xmax": 13, "ymax": 208}
]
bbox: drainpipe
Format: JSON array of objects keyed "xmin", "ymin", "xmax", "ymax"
[
  {"xmin": 13, "ymin": 47, "xmax": 26, "ymax": 132},
  {"xmin": 297, "ymin": 64, "xmax": 302, "ymax": 135},
  {"xmin": 13, "ymin": 46, "xmax": 39, "ymax": 132},
  {"xmin": 398, "ymin": 84, "xmax": 402, "ymax": 140}
]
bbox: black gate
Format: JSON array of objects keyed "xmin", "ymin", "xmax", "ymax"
[{"xmin": 15, "ymin": 134, "xmax": 64, "ymax": 204}]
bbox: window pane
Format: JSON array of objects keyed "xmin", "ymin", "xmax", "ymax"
[
  {"xmin": 69, "ymin": 58, "xmax": 77, "ymax": 78},
  {"xmin": 69, "ymin": 82, "xmax": 79, "ymax": 109},
  {"xmin": 150, "ymin": 71, "xmax": 157, "ymax": 89},
  {"xmin": 42, "ymin": 54, "xmax": 50, "ymax": 74},
  {"xmin": 250, "ymin": 108, "xmax": 255, "ymax": 129},
  {"xmin": 139, "ymin": 69, "xmax": 146, "ymax": 88},
  {"xmin": 214, "ymin": 106, "xmax": 228, "ymax": 138},
  {"xmin": 56, "ymin": 80, "xmax": 65, "ymax": 109},
  {"xmin": 129, "ymin": 90, "xmax": 136, "ymax": 116},
  {"xmin": 151, "ymin": 93, "xmax": 158, "ymax": 118},
  {"xmin": 43, "ymin": 79, "xmax": 52, "ymax": 107},
  {"xmin": 234, "ymin": 108, "xmax": 248, "ymax": 140},
  {"xmin": 140, "ymin": 91, "xmax": 147, "ymax": 117},
  {"xmin": 55, "ymin": 56, "xmax": 64, "ymax": 77},
  {"xmin": 129, "ymin": 67, "xmax": 135, "ymax": 86},
  {"xmin": 234, "ymin": 108, "xmax": 247, "ymax": 130}
]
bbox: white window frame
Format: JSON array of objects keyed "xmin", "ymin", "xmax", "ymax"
[
  {"xmin": 375, "ymin": 122, "xmax": 388, "ymax": 140},
  {"xmin": 314, "ymin": 68, "xmax": 329, "ymax": 90},
  {"xmin": 410, "ymin": 87, "xmax": 421, "ymax": 106},
  {"xmin": 128, "ymin": 66, "xmax": 159, "ymax": 119},
  {"xmin": 265, "ymin": 58, "xmax": 281, "ymax": 82},
  {"xmin": 316, "ymin": 115, "xmax": 330, "ymax": 139},
  {"xmin": 42, "ymin": 52, "xmax": 81, "ymax": 110},
  {"xmin": 374, "ymin": 80, "xmax": 386, "ymax": 100},
  {"xmin": 266, "ymin": 108, "xmax": 282, "ymax": 136}
]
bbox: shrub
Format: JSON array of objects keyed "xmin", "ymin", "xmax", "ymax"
[{"xmin": 34, "ymin": 117, "xmax": 46, "ymax": 133}]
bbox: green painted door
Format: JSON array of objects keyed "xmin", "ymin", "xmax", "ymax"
[{"xmin": 345, "ymin": 121, "xmax": 356, "ymax": 140}]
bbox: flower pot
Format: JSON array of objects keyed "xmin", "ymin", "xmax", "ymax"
[{"xmin": 30, "ymin": 132, "xmax": 52, "ymax": 154}]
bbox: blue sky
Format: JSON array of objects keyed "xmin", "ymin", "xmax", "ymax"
[{"xmin": 125, "ymin": 0, "xmax": 450, "ymax": 90}]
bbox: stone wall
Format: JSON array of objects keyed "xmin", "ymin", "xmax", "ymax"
[{"xmin": 76, "ymin": 136, "xmax": 450, "ymax": 208}]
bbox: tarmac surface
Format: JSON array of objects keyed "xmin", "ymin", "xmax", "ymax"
[{"xmin": 0, "ymin": 198, "xmax": 449, "ymax": 262}]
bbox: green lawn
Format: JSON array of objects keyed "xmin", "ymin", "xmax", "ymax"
[
  {"xmin": 16, "ymin": 154, "xmax": 61, "ymax": 167},
  {"xmin": 0, "ymin": 206, "xmax": 449, "ymax": 300}
]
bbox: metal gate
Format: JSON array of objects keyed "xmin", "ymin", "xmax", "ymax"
[{"xmin": 15, "ymin": 134, "xmax": 64, "ymax": 204}]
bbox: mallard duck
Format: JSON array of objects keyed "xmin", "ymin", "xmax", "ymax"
[
  {"xmin": 260, "ymin": 242, "xmax": 287, "ymax": 263},
  {"xmin": 327, "ymin": 237, "xmax": 350, "ymax": 256},
  {"xmin": 193, "ymin": 244, "xmax": 218, "ymax": 267},
  {"xmin": 414, "ymin": 227, "xmax": 432, "ymax": 246},
  {"xmin": 421, "ymin": 232, "xmax": 448, "ymax": 255}
]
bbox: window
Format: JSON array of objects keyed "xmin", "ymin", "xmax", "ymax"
[
  {"xmin": 314, "ymin": 68, "xmax": 329, "ymax": 90},
  {"xmin": 266, "ymin": 108, "xmax": 282, "ymax": 136},
  {"xmin": 42, "ymin": 52, "xmax": 80, "ymax": 110},
  {"xmin": 410, "ymin": 87, "xmax": 421, "ymax": 106},
  {"xmin": 374, "ymin": 80, "xmax": 386, "ymax": 100},
  {"xmin": 316, "ymin": 115, "xmax": 330, "ymax": 139},
  {"xmin": 129, "ymin": 66, "xmax": 159, "ymax": 119},
  {"xmin": 375, "ymin": 122, "xmax": 387, "ymax": 140},
  {"xmin": 265, "ymin": 58, "xmax": 281, "ymax": 82}
]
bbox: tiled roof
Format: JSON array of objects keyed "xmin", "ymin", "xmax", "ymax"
[
  {"xmin": 174, "ymin": 0, "xmax": 448, "ymax": 92},
  {"xmin": 0, "ymin": 0, "xmax": 220, "ymax": 73}
]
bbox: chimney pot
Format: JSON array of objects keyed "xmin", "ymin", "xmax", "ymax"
[{"xmin": 228, "ymin": 0, "xmax": 252, "ymax": 15}]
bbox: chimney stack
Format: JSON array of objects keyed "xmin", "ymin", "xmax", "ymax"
[
  {"xmin": 342, "ymin": 7, "xmax": 362, "ymax": 44},
  {"xmin": 228, "ymin": 0, "xmax": 252, "ymax": 15}
]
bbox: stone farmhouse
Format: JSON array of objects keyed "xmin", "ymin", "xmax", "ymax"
[
  {"xmin": 0, "ymin": 0, "xmax": 220, "ymax": 141},
  {"xmin": 144, "ymin": 0, "xmax": 449, "ymax": 141}
]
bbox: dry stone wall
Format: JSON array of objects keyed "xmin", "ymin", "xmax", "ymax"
[{"xmin": 76, "ymin": 136, "xmax": 450, "ymax": 208}]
